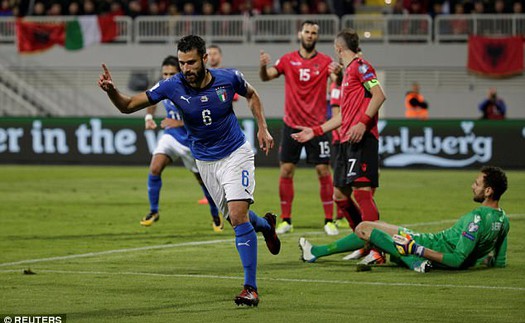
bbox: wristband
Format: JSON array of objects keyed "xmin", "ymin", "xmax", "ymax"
[
  {"xmin": 312, "ymin": 126, "xmax": 324, "ymax": 137},
  {"xmin": 413, "ymin": 244, "xmax": 425, "ymax": 257},
  {"xmin": 359, "ymin": 113, "xmax": 373, "ymax": 128},
  {"xmin": 145, "ymin": 114, "xmax": 153, "ymax": 121}
]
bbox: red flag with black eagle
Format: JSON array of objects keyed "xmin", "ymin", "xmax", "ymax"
[
  {"xmin": 467, "ymin": 35, "xmax": 524, "ymax": 77},
  {"xmin": 15, "ymin": 19, "xmax": 65, "ymax": 53}
]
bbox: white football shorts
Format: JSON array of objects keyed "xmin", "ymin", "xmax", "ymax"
[
  {"xmin": 153, "ymin": 134, "xmax": 198, "ymax": 173},
  {"xmin": 196, "ymin": 141, "xmax": 255, "ymax": 220}
]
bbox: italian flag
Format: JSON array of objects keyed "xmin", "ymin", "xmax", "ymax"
[
  {"xmin": 16, "ymin": 15, "xmax": 117, "ymax": 53},
  {"xmin": 65, "ymin": 15, "xmax": 117, "ymax": 50}
]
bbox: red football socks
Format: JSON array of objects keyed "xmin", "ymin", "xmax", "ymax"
[{"xmin": 279, "ymin": 177, "xmax": 294, "ymax": 220}]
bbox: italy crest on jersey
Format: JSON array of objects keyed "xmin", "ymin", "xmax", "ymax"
[{"xmin": 216, "ymin": 88, "xmax": 227, "ymax": 102}]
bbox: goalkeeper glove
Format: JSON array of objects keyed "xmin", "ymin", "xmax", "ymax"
[{"xmin": 393, "ymin": 234, "xmax": 425, "ymax": 257}]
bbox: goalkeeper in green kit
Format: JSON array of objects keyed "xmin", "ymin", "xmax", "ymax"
[{"xmin": 299, "ymin": 166, "xmax": 510, "ymax": 272}]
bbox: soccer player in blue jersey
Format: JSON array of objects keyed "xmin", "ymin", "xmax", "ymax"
[
  {"xmin": 98, "ymin": 35, "xmax": 280, "ymax": 307},
  {"xmin": 141, "ymin": 55, "xmax": 222, "ymax": 232},
  {"xmin": 300, "ymin": 166, "xmax": 510, "ymax": 272}
]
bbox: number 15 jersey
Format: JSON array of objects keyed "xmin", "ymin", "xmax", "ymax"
[{"xmin": 274, "ymin": 51, "xmax": 333, "ymax": 128}]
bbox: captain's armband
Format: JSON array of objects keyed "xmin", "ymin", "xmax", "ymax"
[{"xmin": 363, "ymin": 79, "xmax": 380, "ymax": 91}]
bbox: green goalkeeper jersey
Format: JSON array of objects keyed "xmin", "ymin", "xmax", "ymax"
[{"xmin": 413, "ymin": 206, "xmax": 510, "ymax": 269}]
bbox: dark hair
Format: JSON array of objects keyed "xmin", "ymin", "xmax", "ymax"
[
  {"xmin": 481, "ymin": 166, "xmax": 507, "ymax": 201},
  {"xmin": 336, "ymin": 28, "xmax": 360, "ymax": 53},
  {"xmin": 177, "ymin": 35, "xmax": 206, "ymax": 58},
  {"xmin": 162, "ymin": 55, "xmax": 179, "ymax": 67},
  {"xmin": 207, "ymin": 44, "xmax": 222, "ymax": 54},
  {"xmin": 301, "ymin": 20, "xmax": 319, "ymax": 30}
]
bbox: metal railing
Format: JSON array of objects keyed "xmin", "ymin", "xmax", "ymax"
[
  {"xmin": 0, "ymin": 14, "xmax": 524, "ymax": 45},
  {"xmin": 435, "ymin": 14, "xmax": 525, "ymax": 42},
  {"xmin": 341, "ymin": 14, "xmax": 432, "ymax": 43},
  {"xmin": 135, "ymin": 15, "xmax": 248, "ymax": 43},
  {"xmin": 252, "ymin": 14, "xmax": 339, "ymax": 42}
]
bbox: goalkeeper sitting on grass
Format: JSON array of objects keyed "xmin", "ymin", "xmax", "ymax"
[{"xmin": 299, "ymin": 166, "xmax": 509, "ymax": 272}]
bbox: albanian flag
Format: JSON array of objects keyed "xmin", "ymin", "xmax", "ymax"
[{"xmin": 468, "ymin": 35, "xmax": 524, "ymax": 78}]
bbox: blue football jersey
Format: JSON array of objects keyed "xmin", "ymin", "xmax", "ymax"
[
  {"xmin": 161, "ymin": 99, "xmax": 191, "ymax": 147},
  {"xmin": 146, "ymin": 68, "xmax": 248, "ymax": 161}
]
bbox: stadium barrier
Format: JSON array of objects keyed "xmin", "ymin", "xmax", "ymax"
[
  {"xmin": 1, "ymin": 14, "xmax": 524, "ymax": 44},
  {"xmin": 0, "ymin": 117, "xmax": 524, "ymax": 169}
]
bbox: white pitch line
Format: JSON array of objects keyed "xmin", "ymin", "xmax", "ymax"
[
  {"xmin": 0, "ymin": 238, "xmax": 233, "ymax": 267},
  {"xmin": 0, "ymin": 269, "xmax": 524, "ymax": 292},
  {"xmin": 0, "ymin": 214, "xmax": 523, "ymax": 268}
]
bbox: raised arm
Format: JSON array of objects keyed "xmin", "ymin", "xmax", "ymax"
[
  {"xmin": 98, "ymin": 64, "xmax": 151, "ymax": 114},
  {"xmin": 244, "ymin": 83, "xmax": 274, "ymax": 155},
  {"xmin": 259, "ymin": 50, "xmax": 279, "ymax": 82}
]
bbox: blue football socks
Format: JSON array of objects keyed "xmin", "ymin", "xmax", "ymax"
[
  {"xmin": 234, "ymin": 222, "xmax": 258, "ymax": 290},
  {"xmin": 147, "ymin": 174, "xmax": 162, "ymax": 213},
  {"xmin": 248, "ymin": 210, "xmax": 270, "ymax": 233}
]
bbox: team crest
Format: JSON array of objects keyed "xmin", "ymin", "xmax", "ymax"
[
  {"xmin": 358, "ymin": 64, "xmax": 369, "ymax": 74},
  {"xmin": 216, "ymin": 88, "xmax": 227, "ymax": 102}
]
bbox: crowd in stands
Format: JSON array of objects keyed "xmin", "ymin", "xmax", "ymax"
[{"xmin": 0, "ymin": 0, "xmax": 523, "ymax": 18}]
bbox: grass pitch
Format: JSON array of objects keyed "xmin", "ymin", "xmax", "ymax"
[{"xmin": 0, "ymin": 165, "xmax": 524, "ymax": 322}]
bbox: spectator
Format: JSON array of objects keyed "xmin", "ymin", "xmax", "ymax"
[
  {"xmin": 219, "ymin": 1, "xmax": 232, "ymax": 14},
  {"xmin": 148, "ymin": 2, "xmax": 160, "ymax": 15},
  {"xmin": 47, "ymin": 2, "xmax": 63, "ymax": 15},
  {"xmin": 298, "ymin": 1, "xmax": 310, "ymax": 14},
  {"xmin": 0, "ymin": 0, "xmax": 14, "ymax": 16},
  {"xmin": 167, "ymin": 3, "xmax": 180, "ymax": 16},
  {"xmin": 281, "ymin": 1, "xmax": 296, "ymax": 14},
  {"xmin": 126, "ymin": 0, "xmax": 143, "ymax": 18},
  {"xmin": 430, "ymin": 0, "xmax": 445, "ymax": 19},
  {"xmin": 513, "ymin": 1, "xmax": 523, "ymax": 13},
  {"xmin": 110, "ymin": 1, "xmax": 125, "ymax": 16},
  {"xmin": 451, "ymin": 3, "xmax": 469, "ymax": 35},
  {"xmin": 405, "ymin": 82, "xmax": 429, "ymax": 120},
  {"xmin": 67, "ymin": 1, "xmax": 81, "ymax": 15},
  {"xmin": 473, "ymin": 1, "xmax": 485, "ymax": 14},
  {"xmin": 83, "ymin": 0, "xmax": 97, "ymax": 15},
  {"xmin": 494, "ymin": 0, "xmax": 507, "ymax": 13},
  {"xmin": 201, "ymin": 1, "xmax": 215, "ymax": 15},
  {"xmin": 315, "ymin": 0, "xmax": 331, "ymax": 13},
  {"xmin": 32, "ymin": 1, "xmax": 45, "ymax": 15},
  {"xmin": 182, "ymin": 1, "xmax": 196, "ymax": 15},
  {"xmin": 391, "ymin": 0, "xmax": 408, "ymax": 14},
  {"xmin": 479, "ymin": 88, "xmax": 506, "ymax": 120}
]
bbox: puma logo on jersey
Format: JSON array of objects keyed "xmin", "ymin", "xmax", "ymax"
[
  {"xmin": 180, "ymin": 95, "xmax": 191, "ymax": 104},
  {"xmin": 237, "ymin": 240, "xmax": 251, "ymax": 247}
]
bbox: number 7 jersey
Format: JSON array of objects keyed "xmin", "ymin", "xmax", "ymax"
[{"xmin": 146, "ymin": 68, "xmax": 248, "ymax": 161}]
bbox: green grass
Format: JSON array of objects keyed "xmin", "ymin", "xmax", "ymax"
[{"xmin": 0, "ymin": 165, "xmax": 524, "ymax": 322}]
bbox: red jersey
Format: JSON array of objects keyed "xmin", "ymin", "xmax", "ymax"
[
  {"xmin": 329, "ymin": 82, "xmax": 341, "ymax": 143},
  {"xmin": 274, "ymin": 50, "xmax": 333, "ymax": 128},
  {"xmin": 340, "ymin": 58, "xmax": 379, "ymax": 142}
]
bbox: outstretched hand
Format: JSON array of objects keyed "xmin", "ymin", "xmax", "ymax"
[
  {"xmin": 98, "ymin": 64, "xmax": 115, "ymax": 93},
  {"xmin": 291, "ymin": 126, "xmax": 314, "ymax": 143}
]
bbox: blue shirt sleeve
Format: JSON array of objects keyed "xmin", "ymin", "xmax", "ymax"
[
  {"xmin": 231, "ymin": 70, "xmax": 248, "ymax": 97},
  {"xmin": 146, "ymin": 80, "xmax": 166, "ymax": 105}
]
